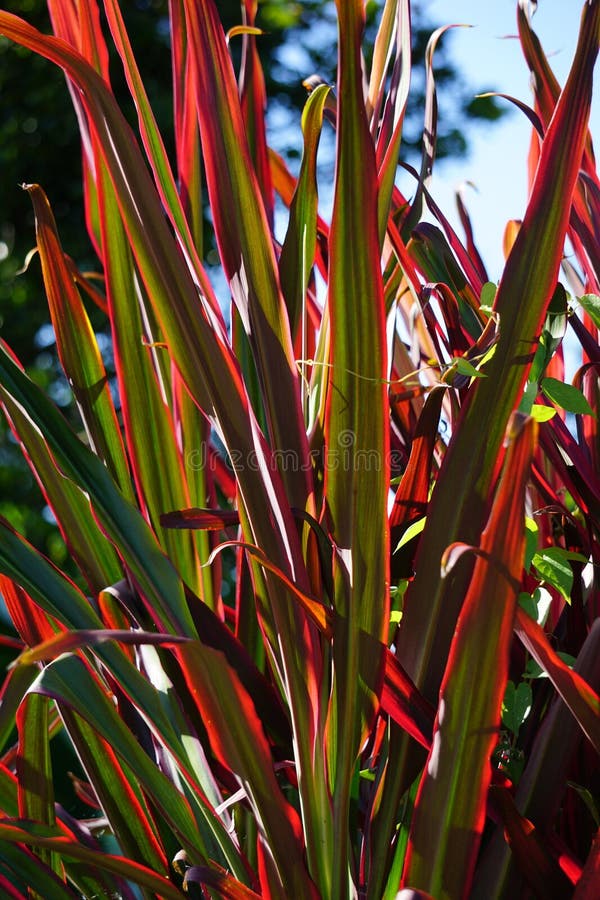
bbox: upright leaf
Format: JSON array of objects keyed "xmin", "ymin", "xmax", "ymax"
[
  {"xmin": 184, "ymin": 1, "xmax": 312, "ymax": 511},
  {"xmin": 396, "ymin": 0, "xmax": 600, "ymax": 708},
  {"xmin": 324, "ymin": 2, "xmax": 389, "ymax": 896},
  {"xmin": 279, "ymin": 84, "xmax": 330, "ymax": 340},
  {"xmin": 25, "ymin": 184, "xmax": 133, "ymax": 501},
  {"xmin": 402, "ymin": 415, "xmax": 536, "ymax": 898}
]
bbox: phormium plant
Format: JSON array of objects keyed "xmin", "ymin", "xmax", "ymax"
[{"xmin": 0, "ymin": 1, "xmax": 598, "ymax": 897}]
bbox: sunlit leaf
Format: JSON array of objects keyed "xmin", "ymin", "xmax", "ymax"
[
  {"xmin": 532, "ymin": 547, "xmax": 588, "ymax": 602},
  {"xmin": 515, "ymin": 607, "xmax": 600, "ymax": 754},
  {"xmin": 395, "ymin": 0, "xmax": 600, "ymax": 721},
  {"xmin": 0, "ymin": 819, "xmax": 186, "ymax": 899},
  {"xmin": 403, "ymin": 416, "xmax": 536, "ymax": 897},
  {"xmin": 541, "ymin": 377, "xmax": 596, "ymax": 416},
  {"xmin": 578, "ymin": 293, "xmax": 600, "ymax": 328},
  {"xmin": 530, "ymin": 404, "xmax": 557, "ymax": 422},
  {"xmin": 394, "ymin": 517, "xmax": 427, "ymax": 553},
  {"xmin": 324, "ymin": 3, "xmax": 389, "ymax": 895}
]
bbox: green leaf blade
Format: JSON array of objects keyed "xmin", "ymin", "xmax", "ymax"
[
  {"xmin": 324, "ymin": 2, "xmax": 390, "ymax": 895},
  {"xmin": 541, "ymin": 376, "xmax": 596, "ymax": 416},
  {"xmin": 403, "ymin": 417, "xmax": 536, "ymax": 898},
  {"xmin": 395, "ymin": 0, "xmax": 600, "ymax": 712},
  {"xmin": 25, "ymin": 184, "xmax": 133, "ymax": 501}
]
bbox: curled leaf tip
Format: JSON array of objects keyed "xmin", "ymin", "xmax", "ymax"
[
  {"xmin": 303, "ymin": 74, "xmax": 331, "ymax": 92},
  {"xmin": 440, "ymin": 541, "xmax": 476, "ymax": 577},
  {"xmin": 226, "ymin": 25, "xmax": 264, "ymax": 43}
]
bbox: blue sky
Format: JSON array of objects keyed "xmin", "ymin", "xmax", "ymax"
[{"xmin": 416, "ymin": 1, "xmax": 599, "ymax": 280}]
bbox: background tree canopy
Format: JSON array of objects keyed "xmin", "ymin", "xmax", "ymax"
[{"xmin": 0, "ymin": 0, "xmax": 504, "ymax": 560}]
